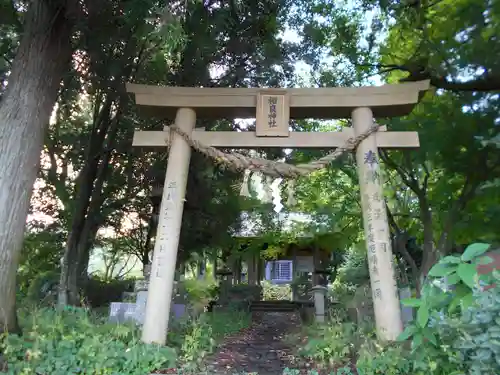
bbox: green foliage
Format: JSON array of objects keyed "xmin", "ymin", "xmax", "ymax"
[
  {"xmin": 290, "ymin": 320, "xmax": 420, "ymax": 374},
  {"xmin": 177, "ymin": 317, "xmax": 216, "ymax": 371},
  {"xmin": 183, "ymin": 278, "xmax": 218, "ymax": 302},
  {"xmin": 83, "ymin": 278, "xmax": 136, "ymax": 308},
  {"xmin": 205, "ymin": 309, "xmax": 252, "ymax": 341},
  {"xmin": 437, "ymin": 273, "xmax": 500, "ymax": 375},
  {"xmin": 399, "ymin": 243, "xmax": 492, "ymax": 345},
  {"xmin": 1, "ymin": 303, "xmax": 251, "ymax": 375},
  {"xmin": 168, "ymin": 308, "xmax": 251, "ymax": 372},
  {"xmin": 24, "ymin": 271, "xmax": 60, "ymax": 305},
  {"xmin": 395, "ymin": 242, "xmax": 498, "ymax": 373},
  {"xmin": 24, "ymin": 272, "xmax": 135, "ymax": 308},
  {"xmin": 293, "ymin": 243, "xmax": 497, "ymax": 375},
  {"xmin": 356, "ymin": 343, "xmax": 413, "ymax": 375},
  {"xmin": 282, "ymin": 368, "xmax": 356, "ymax": 375},
  {"xmin": 262, "ymin": 281, "xmax": 292, "ymax": 300},
  {"xmin": 0, "ymin": 307, "xmax": 176, "ymax": 375},
  {"xmin": 182, "ymin": 278, "xmax": 218, "ymax": 314},
  {"xmin": 17, "ymin": 229, "xmax": 65, "ymax": 296},
  {"xmin": 335, "ymin": 244, "xmax": 370, "ymax": 287},
  {"xmin": 298, "ymin": 322, "xmax": 364, "ymax": 368}
]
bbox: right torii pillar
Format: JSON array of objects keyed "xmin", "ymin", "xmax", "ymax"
[{"xmin": 353, "ymin": 107, "xmax": 402, "ymax": 340}]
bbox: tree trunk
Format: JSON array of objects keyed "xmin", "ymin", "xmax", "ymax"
[
  {"xmin": 0, "ymin": 0, "xmax": 76, "ymax": 333},
  {"xmin": 58, "ymin": 103, "xmax": 121, "ymax": 306},
  {"xmin": 419, "ymin": 197, "xmax": 438, "ymax": 280},
  {"xmin": 142, "ymin": 208, "xmax": 157, "ymax": 268}
]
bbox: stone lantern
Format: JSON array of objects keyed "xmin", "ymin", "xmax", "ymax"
[{"xmin": 311, "ymin": 268, "xmax": 330, "ymax": 323}]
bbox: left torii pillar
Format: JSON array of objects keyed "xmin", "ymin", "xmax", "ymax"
[{"xmin": 141, "ymin": 108, "xmax": 196, "ymax": 344}]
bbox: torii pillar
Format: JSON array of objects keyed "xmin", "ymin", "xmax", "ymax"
[
  {"xmin": 126, "ymin": 80, "xmax": 429, "ymax": 344},
  {"xmin": 353, "ymin": 107, "xmax": 402, "ymax": 340},
  {"xmin": 140, "ymin": 108, "xmax": 196, "ymax": 344}
]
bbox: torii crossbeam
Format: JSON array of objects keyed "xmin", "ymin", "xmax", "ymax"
[
  {"xmin": 132, "ymin": 125, "xmax": 419, "ymax": 149},
  {"xmin": 126, "ymin": 80, "xmax": 430, "ymax": 345}
]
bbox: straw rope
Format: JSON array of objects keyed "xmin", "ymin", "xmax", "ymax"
[{"xmin": 166, "ymin": 123, "xmax": 380, "ymax": 178}]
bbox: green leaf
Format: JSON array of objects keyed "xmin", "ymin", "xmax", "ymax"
[
  {"xmin": 401, "ymin": 298, "xmax": 421, "ymax": 307},
  {"xmin": 428, "ymin": 263, "xmax": 458, "ymax": 277},
  {"xmin": 445, "ymin": 272, "xmax": 460, "ymax": 285},
  {"xmin": 455, "ymin": 283, "xmax": 471, "ymax": 297},
  {"xmin": 457, "ymin": 263, "xmax": 478, "ymax": 289},
  {"xmin": 412, "ymin": 332, "xmax": 424, "ymax": 349},
  {"xmin": 417, "ymin": 304, "xmax": 430, "ymax": 328},
  {"xmin": 441, "ymin": 255, "xmax": 462, "ymax": 264},
  {"xmin": 461, "ymin": 292, "xmax": 474, "ymax": 310},
  {"xmin": 448, "ymin": 295, "xmax": 462, "ymax": 313},
  {"xmin": 461, "ymin": 243, "xmax": 491, "ymax": 262},
  {"xmin": 397, "ymin": 325, "xmax": 416, "ymax": 341},
  {"xmin": 422, "ymin": 328, "xmax": 438, "ymax": 346}
]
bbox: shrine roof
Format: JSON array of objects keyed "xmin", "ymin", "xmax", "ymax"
[{"xmin": 126, "ymin": 80, "xmax": 429, "ymax": 120}]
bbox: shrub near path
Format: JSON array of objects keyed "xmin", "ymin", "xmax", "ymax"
[
  {"xmin": 0, "ymin": 305, "xmax": 251, "ymax": 375},
  {"xmin": 0, "ymin": 307, "xmax": 176, "ymax": 375}
]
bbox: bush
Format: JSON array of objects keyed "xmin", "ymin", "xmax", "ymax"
[
  {"xmin": 0, "ymin": 307, "xmax": 176, "ymax": 375},
  {"xmin": 356, "ymin": 342, "xmax": 413, "ymax": 375},
  {"xmin": 182, "ymin": 278, "xmax": 218, "ymax": 315},
  {"xmin": 183, "ymin": 279, "xmax": 218, "ymax": 303},
  {"xmin": 25, "ymin": 271, "xmax": 60, "ymax": 305},
  {"xmin": 262, "ymin": 280, "xmax": 291, "ymax": 300},
  {"xmin": 23, "ymin": 273, "xmax": 135, "ymax": 308},
  {"xmin": 437, "ymin": 275, "xmax": 500, "ymax": 375},
  {"xmin": 396, "ymin": 242, "xmax": 499, "ymax": 374},
  {"xmin": 287, "ymin": 243, "xmax": 500, "ymax": 375},
  {"xmin": 291, "ymin": 320, "xmax": 432, "ymax": 374},
  {"xmin": 286, "ymin": 319, "xmax": 374, "ymax": 372},
  {"xmin": 328, "ymin": 282, "xmax": 357, "ymax": 321},
  {"xmin": 299, "ymin": 322, "xmax": 364, "ymax": 368},
  {"xmin": 83, "ymin": 277, "xmax": 135, "ymax": 308}
]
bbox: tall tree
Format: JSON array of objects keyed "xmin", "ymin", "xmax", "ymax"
[
  {"xmin": 32, "ymin": 0, "xmax": 300, "ymax": 305},
  {"xmin": 0, "ymin": 0, "xmax": 78, "ymax": 333}
]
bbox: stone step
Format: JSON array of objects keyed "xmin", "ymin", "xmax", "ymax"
[{"xmin": 250, "ymin": 300, "xmax": 301, "ymax": 312}]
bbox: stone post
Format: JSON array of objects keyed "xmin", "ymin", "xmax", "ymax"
[
  {"xmin": 141, "ymin": 108, "xmax": 196, "ymax": 344},
  {"xmin": 353, "ymin": 107, "xmax": 403, "ymax": 341},
  {"xmin": 311, "ymin": 285, "xmax": 328, "ymax": 323},
  {"xmin": 126, "ymin": 264, "xmax": 150, "ymax": 325},
  {"xmin": 291, "ymin": 247, "xmax": 298, "ymax": 301}
]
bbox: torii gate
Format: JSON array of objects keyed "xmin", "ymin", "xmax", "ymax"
[{"xmin": 126, "ymin": 80, "xmax": 430, "ymax": 344}]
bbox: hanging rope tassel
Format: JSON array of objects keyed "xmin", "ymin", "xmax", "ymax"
[
  {"xmin": 272, "ymin": 178, "xmax": 284, "ymax": 213},
  {"xmin": 286, "ymin": 180, "xmax": 297, "ymax": 207},
  {"xmin": 239, "ymin": 169, "xmax": 252, "ymax": 198}
]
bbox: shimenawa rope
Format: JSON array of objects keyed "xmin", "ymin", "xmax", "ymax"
[{"xmin": 166, "ymin": 123, "xmax": 380, "ymax": 179}]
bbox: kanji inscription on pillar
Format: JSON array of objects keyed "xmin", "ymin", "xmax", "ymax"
[{"xmin": 255, "ymin": 90, "xmax": 290, "ymax": 137}]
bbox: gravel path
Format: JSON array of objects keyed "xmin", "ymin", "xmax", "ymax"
[{"xmin": 202, "ymin": 312, "xmax": 302, "ymax": 375}]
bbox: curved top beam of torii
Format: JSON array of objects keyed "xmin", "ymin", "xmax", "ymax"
[
  {"xmin": 125, "ymin": 80, "xmax": 430, "ymax": 120},
  {"xmin": 126, "ymin": 80, "xmax": 430, "ymax": 150}
]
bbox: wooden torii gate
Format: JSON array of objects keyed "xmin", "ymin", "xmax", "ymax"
[{"xmin": 126, "ymin": 80, "xmax": 430, "ymax": 344}]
